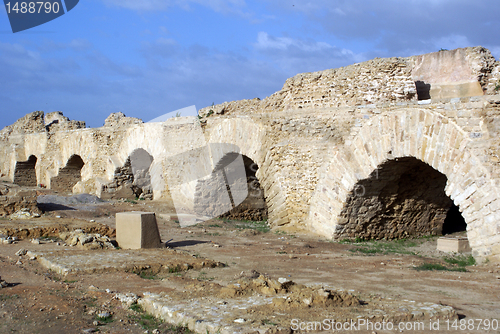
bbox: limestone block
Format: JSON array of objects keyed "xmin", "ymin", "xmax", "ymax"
[
  {"xmin": 437, "ymin": 237, "xmax": 472, "ymax": 253},
  {"xmin": 116, "ymin": 212, "xmax": 162, "ymax": 249}
]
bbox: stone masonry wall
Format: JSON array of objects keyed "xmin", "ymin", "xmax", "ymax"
[
  {"xmin": 13, "ymin": 156, "xmax": 37, "ymax": 187},
  {"xmin": 1, "ymin": 47, "xmax": 500, "ymax": 261}
]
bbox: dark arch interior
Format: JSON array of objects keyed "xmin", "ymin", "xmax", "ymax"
[
  {"xmin": 337, "ymin": 157, "xmax": 466, "ymax": 240},
  {"xmin": 102, "ymin": 149, "xmax": 154, "ymax": 200},
  {"xmin": 14, "ymin": 155, "xmax": 37, "ymax": 187},
  {"xmin": 51, "ymin": 155, "xmax": 85, "ymax": 193},
  {"xmin": 194, "ymin": 153, "xmax": 268, "ymax": 221},
  {"xmin": 442, "ymin": 204, "xmax": 467, "ymax": 235}
]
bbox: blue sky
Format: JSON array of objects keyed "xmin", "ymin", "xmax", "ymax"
[{"xmin": 1, "ymin": 0, "xmax": 499, "ymax": 129}]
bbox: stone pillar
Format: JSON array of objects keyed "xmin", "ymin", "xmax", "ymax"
[{"xmin": 116, "ymin": 212, "xmax": 162, "ymax": 249}]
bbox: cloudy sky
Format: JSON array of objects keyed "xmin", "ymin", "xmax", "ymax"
[{"xmin": 1, "ymin": 0, "xmax": 499, "ymax": 129}]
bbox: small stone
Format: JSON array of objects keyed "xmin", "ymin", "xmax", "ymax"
[
  {"xmin": 97, "ymin": 311, "xmax": 110, "ymax": 318},
  {"xmin": 234, "ymin": 318, "xmax": 246, "ymax": 323},
  {"xmin": 31, "ymin": 239, "xmax": 40, "ymax": 244},
  {"xmin": 15, "ymin": 260, "xmax": 22, "ymax": 265},
  {"xmin": 82, "ymin": 329, "xmax": 97, "ymax": 333},
  {"xmin": 15, "ymin": 249, "xmax": 27, "ymax": 256},
  {"xmin": 152, "ymin": 330, "xmax": 160, "ymax": 334},
  {"xmin": 92, "ymin": 321, "xmax": 99, "ymax": 326},
  {"xmin": 80, "ymin": 236, "xmax": 94, "ymax": 245}
]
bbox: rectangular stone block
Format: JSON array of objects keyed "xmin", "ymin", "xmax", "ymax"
[
  {"xmin": 116, "ymin": 212, "xmax": 162, "ymax": 249},
  {"xmin": 437, "ymin": 237, "xmax": 472, "ymax": 253}
]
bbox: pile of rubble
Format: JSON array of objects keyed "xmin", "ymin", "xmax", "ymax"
[
  {"xmin": 0, "ymin": 234, "xmax": 19, "ymax": 244},
  {"xmin": 59, "ymin": 229, "xmax": 116, "ymax": 250}
]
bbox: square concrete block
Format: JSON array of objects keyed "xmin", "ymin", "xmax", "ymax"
[
  {"xmin": 116, "ymin": 212, "xmax": 162, "ymax": 249},
  {"xmin": 437, "ymin": 237, "xmax": 471, "ymax": 253}
]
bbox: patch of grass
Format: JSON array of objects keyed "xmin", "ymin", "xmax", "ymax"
[
  {"xmin": 349, "ymin": 238, "xmax": 417, "ymax": 255},
  {"xmin": 96, "ymin": 314, "xmax": 114, "ymax": 324},
  {"xmin": 414, "ymin": 263, "xmax": 467, "ymax": 272},
  {"xmin": 276, "ymin": 251, "xmax": 287, "ymax": 254},
  {"xmin": 262, "ymin": 319, "xmax": 278, "ymax": 326},
  {"xmin": 415, "ymin": 254, "xmax": 475, "ymax": 272},
  {"xmin": 64, "ymin": 279, "xmax": 78, "ymax": 284},
  {"xmin": 234, "ymin": 220, "xmax": 270, "ymax": 233},
  {"xmin": 138, "ymin": 271, "xmax": 161, "ymax": 280},
  {"xmin": 84, "ymin": 297, "xmax": 98, "ymax": 308},
  {"xmin": 128, "ymin": 304, "xmax": 164, "ymax": 330},
  {"xmin": 124, "ymin": 199, "xmax": 137, "ymax": 204},
  {"xmin": 208, "ymin": 224, "xmax": 221, "ymax": 228},
  {"xmin": 444, "ymin": 254, "xmax": 476, "ymax": 267},
  {"xmin": 168, "ymin": 266, "xmax": 181, "ymax": 274},
  {"xmin": 0, "ymin": 294, "xmax": 19, "ymax": 301},
  {"xmin": 206, "ymin": 232, "xmax": 220, "ymax": 236},
  {"xmin": 196, "ymin": 271, "xmax": 215, "ymax": 281},
  {"xmin": 129, "ymin": 304, "xmax": 142, "ymax": 312}
]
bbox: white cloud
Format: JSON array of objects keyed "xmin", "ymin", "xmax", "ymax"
[
  {"xmin": 255, "ymin": 32, "xmax": 333, "ymax": 53},
  {"xmin": 254, "ymin": 32, "xmax": 363, "ymax": 74},
  {"xmin": 267, "ymin": 0, "xmax": 500, "ymax": 58}
]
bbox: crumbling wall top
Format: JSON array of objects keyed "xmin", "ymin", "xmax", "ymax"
[{"xmin": 104, "ymin": 112, "xmax": 143, "ymax": 127}]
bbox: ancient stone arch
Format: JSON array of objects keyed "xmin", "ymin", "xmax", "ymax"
[
  {"xmin": 194, "ymin": 152, "xmax": 267, "ymax": 221},
  {"xmin": 334, "ymin": 157, "xmax": 456, "ymax": 240},
  {"xmin": 102, "ymin": 148, "xmax": 155, "ymax": 200},
  {"xmin": 308, "ymin": 109, "xmax": 500, "ymax": 259},
  {"xmin": 205, "ymin": 118, "xmax": 287, "ymax": 225},
  {"xmin": 50, "ymin": 154, "xmax": 85, "ymax": 193},
  {"xmin": 13, "ymin": 155, "xmax": 38, "ymax": 187}
]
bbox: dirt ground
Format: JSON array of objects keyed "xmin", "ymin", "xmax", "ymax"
[{"xmin": 1, "ymin": 197, "xmax": 500, "ymax": 334}]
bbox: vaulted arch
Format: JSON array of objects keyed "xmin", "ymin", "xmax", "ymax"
[
  {"xmin": 50, "ymin": 155, "xmax": 85, "ymax": 193},
  {"xmin": 308, "ymin": 109, "xmax": 500, "ymax": 261},
  {"xmin": 205, "ymin": 117, "xmax": 287, "ymax": 226}
]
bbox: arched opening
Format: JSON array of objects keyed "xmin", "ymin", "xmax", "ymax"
[
  {"xmin": 13, "ymin": 155, "xmax": 37, "ymax": 187},
  {"xmin": 336, "ymin": 157, "xmax": 465, "ymax": 240},
  {"xmin": 442, "ymin": 204, "xmax": 467, "ymax": 235},
  {"xmin": 194, "ymin": 153, "xmax": 268, "ymax": 221},
  {"xmin": 51, "ymin": 155, "xmax": 85, "ymax": 193},
  {"xmin": 102, "ymin": 149, "xmax": 154, "ymax": 200}
]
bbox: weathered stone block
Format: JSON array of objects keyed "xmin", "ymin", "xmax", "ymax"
[
  {"xmin": 116, "ymin": 212, "xmax": 162, "ymax": 249},
  {"xmin": 437, "ymin": 237, "xmax": 472, "ymax": 253}
]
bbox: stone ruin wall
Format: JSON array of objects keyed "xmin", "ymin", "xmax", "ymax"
[{"xmin": 1, "ymin": 47, "xmax": 500, "ymax": 261}]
